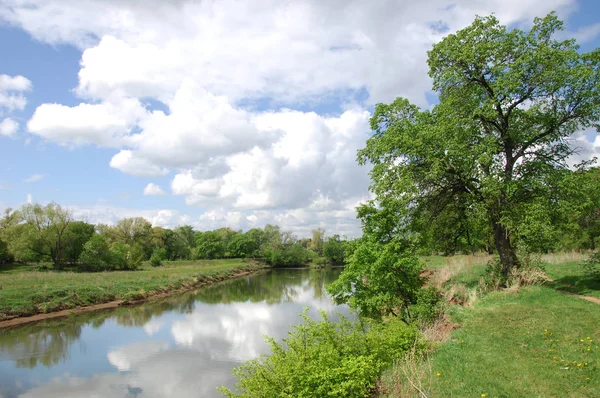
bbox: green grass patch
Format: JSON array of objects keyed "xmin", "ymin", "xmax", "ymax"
[
  {"xmin": 0, "ymin": 259, "xmax": 263, "ymax": 320},
  {"xmin": 544, "ymin": 260, "xmax": 600, "ymax": 299},
  {"xmin": 428, "ymin": 286, "xmax": 600, "ymax": 397}
]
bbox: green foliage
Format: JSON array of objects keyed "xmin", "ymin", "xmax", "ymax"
[
  {"xmin": 219, "ymin": 310, "xmax": 419, "ymax": 398},
  {"xmin": 20, "ymin": 202, "xmax": 76, "ymax": 268},
  {"xmin": 583, "ymin": 251, "xmax": 600, "ymax": 281},
  {"xmin": 308, "ymin": 227, "xmax": 326, "ymax": 255},
  {"xmin": 264, "ymin": 243, "xmax": 311, "ymax": 267},
  {"xmin": 78, "ymin": 234, "xmax": 114, "ymax": 271},
  {"xmin": 149, "ymin": 247, "xmax": 167, "ymax": 267},
  {"xmin": 322, "ymin": 234, "xmax": 346, "ymax": 264},
  {"xmin": 228, "ymin": 233, "xmax": 256, "ymax": 258},
  {"xmin": 63, "ymin": 221, "xmax": 95, "ymax": 264},
  {"xmin": 109, "ymin": 242, "xmax": 142, "ymax": 271},
  {"xmin": 195, "ymin": 230, "xmax": 227, "ymax": 259},
  {"xmin": 360, "ymin": 12, "xmax": 600, "ymax": 278},
  {"xmin": 0, "ymin": 239, "xmax": 14, "ymax": 264},
  {"xmin": 410, "ymin": 287, "xmax": 442, "ymax": 326},
  {"xmin": 327, "ymin": 238, "xmax": 423, "ymax": 320}
]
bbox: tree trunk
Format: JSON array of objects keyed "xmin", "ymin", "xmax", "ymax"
[{"xmin": 492, "ymin": 221, "xmax": 519, "ymax": 279}]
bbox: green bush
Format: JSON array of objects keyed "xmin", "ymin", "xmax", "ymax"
[
  {"xmin": 109, "ymin": 242, "xmax": 142, "ymax": 271},
  {"xmin": 78, "ymin": 234, "xmax": 113, "ymax": 271},
  {"xmin": 149, "ymin": 248, "xmax": 166, "ymax": 267},
  {"xmin": 410, "ymin": 286, "xmax": 442, "ymax": 325},
  {"xmin": 323, "ymin": 234, "xmax": 346, "ymax": 264},
  {"xmin": 584, "ymin": 251, "xmax": 600, "ymax": 281},
  {"xmin": 264, "ymin": 244, "xmax": 311, "ymax": 267},
  {"xmin": 0, "ymin": 239, "xmax": 14, "ymax": 264},
  {"xmin": 219, "ymin": 310, "xmax": 419, "ymax": 398},
  {"xmin": 327, "ymin": 239, "xmax": 423, "ymax": 320}
]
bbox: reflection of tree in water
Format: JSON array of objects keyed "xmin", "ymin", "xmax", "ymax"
[
  {"xmin": 194, "ymin": 268, "xmax": 343, "ymax": 304},
  {"xmin": 0, "ymin": 295, "xmax": 196, "ymax": 368},
  {"xmin": 0, "ymin": 268, "xmax": 342, "ymax": 369},
  {"xmin": 0, "ymin": 320, "xmax": 82, "ymax": 368}
]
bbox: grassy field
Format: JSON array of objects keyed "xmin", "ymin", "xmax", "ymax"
[
  {"xmin": 0, "ymin": 259, "xmax": 264, "ymax": 320},
  {"xmin": 379, "ymin": 252, "xmax": 600, "ymax": 397}
]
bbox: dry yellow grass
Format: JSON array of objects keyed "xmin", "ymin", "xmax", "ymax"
[
  {"xmin": 539, "ymin": 251, "xmax": 589, "ymax": 264},
  {"xmin": 377, "ymin": 347, "xmax": 434, "ymax": 398}
]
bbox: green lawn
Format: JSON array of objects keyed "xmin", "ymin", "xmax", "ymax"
[
  {"xmin": 379, "ymin": 253, "xmax": 600, "ymax": 397},
  {"xmin": 429, "ymin": 286, "xmax": 599, "ymax": 397},
  {"xmin": 0, "ymin": 259, "xmax": 263, "ymax": 320},
  {"xmin": 544, "ymin": 260, "xmax": 600, "ymax": 299}
]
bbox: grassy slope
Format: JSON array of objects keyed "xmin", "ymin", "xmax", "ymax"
[
  {"xmin": 430, "ymin": 286, "xmax": 599, "ymax": 397},
  {"xmin": 544, "ymin": 260, "xmax": 600, "ymax": 299},
  {"xmin": 0, "ymin": 259, "xmax": 262, "ymax": 320},
  {"xmin": 381, "ymin": 253, "xmax": 600, "ymax": 397}
]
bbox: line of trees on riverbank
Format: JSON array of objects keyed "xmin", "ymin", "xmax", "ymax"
[{"xmin": 0, "ymin": 203, "xmax": 352, "ymax": 271}]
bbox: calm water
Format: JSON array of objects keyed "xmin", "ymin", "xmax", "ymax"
[{"xmin": 0, "ymin": 268, "xmax": 349, "ymax": 397}]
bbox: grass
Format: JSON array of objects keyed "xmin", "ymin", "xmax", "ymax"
[
  {"xmin": 0, "ymin": 259, "xmax": 264, "ymax": 320},
  {"xmin": 378, "ymin": 252, "xmax": 600, "ymax": 397},
  {"xmin": 544, "ymin": 259, "xmax": 600, "ymax": 299},
  {"xmin": 428, "ymin": 287, "xmax": 600, "ymax": 397}
]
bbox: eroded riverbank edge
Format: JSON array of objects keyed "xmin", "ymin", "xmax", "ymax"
[{"xmin": 0, "ymin": 265, "xmax": 269, "ymax": 329}]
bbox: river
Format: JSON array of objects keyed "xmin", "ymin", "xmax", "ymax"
[{"xmin": 0, "ymin": 267, "xmax": 349, "ymax": 397}]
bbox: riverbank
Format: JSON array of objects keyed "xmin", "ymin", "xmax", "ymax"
[
  {"xmin": 0, "ymin": 259, "xmax": 267, "ymax": 327},
  {"xmin": 377, "ymin": 253, "xmax": 600, "ymax": 397}
]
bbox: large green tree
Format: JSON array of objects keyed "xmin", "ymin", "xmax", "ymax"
[
  {"xmin": 360, "ymin": 13, "xmax": 600, "ymax": 279},
  {"xmin": 20, "ymin": 203, "xmax": 76, "ymax": 268}
]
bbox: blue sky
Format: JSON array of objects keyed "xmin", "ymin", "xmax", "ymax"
[{"xmin": 0, "ymin": 0, "xmax": 599, "ymax": 236}]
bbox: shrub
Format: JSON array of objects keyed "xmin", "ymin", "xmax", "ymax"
[
  {"xmin": 264, "ymin": 243, "xmax": 311, "ymax": 267},
  {"xmin": 484, "ymin": 252, "xmax": 547, "ymax": 289},
  {"xmin": 149, "ymin": 248, "xmax": 166, "ymax": 267},
  {"xmin": 584, "ymin": 251, "xmax": 600, "ymax": 281},
  {"xmin": 109, "ymin": 242, "xmax": 142, "ymax": 271},
  {"xmin": 78, "ymin": 234, "xmax": 113, "ymax": 271},
  {"xmin": 0, "ymin": 239, "xmax": 14, "ymax": 264},
  {"xmin": 410, "ymin": 287, "xmax": 442, "ymax": 325},
  {"xmin": 323, "ymin": 234, "xmax": 346, "ymax": 264},
  {"xmin": 327, "ymin": 239, "xmax": 423, "ymax": 320},
  {"xmin": 219, "ymin": 310, "xmax": 419, "ymax": 398}
]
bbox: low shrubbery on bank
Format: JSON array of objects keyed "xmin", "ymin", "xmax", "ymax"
[{"xmin": 220, "ymin": 311, "xmax": 421, "ymax": 398}]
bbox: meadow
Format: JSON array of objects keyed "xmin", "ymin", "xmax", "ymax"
[
  {"xmin": 378, "ymin": 252, "xmax": 600, "ymax": 397},
  {"xmin": 0, "ymin": 259, "xmax": 263, "ymax": 321}
]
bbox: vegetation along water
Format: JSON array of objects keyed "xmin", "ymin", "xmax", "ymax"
[{"xmin": 1, "ymin": 10, "xmax": 600, "ymax": 398}]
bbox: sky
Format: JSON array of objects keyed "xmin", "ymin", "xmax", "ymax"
[{"xmin": 0, "ymin": 0, "xmax": 599, "ymax": 237}]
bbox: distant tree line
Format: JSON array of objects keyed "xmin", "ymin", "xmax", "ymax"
[{"xmin": 0, "ymin": 203, "xmax": 352, "ymax": 271}]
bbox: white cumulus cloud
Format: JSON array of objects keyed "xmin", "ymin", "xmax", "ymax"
[
  {"xmin": 27, "ymin": 95, "xmax": 147, "ymax": 147},
  {"xmin": 0, "ymin": 74, "xmax": 31, "ymax": 113},
  {"xmin": 143, "ymin": 183, "xmax": 166, "ymax": 196},
  {"xmin": 2, "ymin": 0, "xmax": 595, "ymax": 236},
  {"xmin": 0, "ymin": 117, "xmax": 18, "ymax": 136}
]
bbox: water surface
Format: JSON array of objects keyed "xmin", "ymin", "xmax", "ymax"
[{"xmin": 0, "ymin": 267, "xmax": 348, "ymax": 397}]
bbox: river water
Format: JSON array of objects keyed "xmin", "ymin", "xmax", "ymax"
[{"xmin": 0, "ymin": 267, "xmax": 349, "ymax": 397}]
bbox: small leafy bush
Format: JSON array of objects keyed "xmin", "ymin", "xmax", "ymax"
[
  {"xmin": 327, "ymin": 238, "xmax": 423, "ymax": 320},
  {"xmin": 149, "ymin": 248, "xmax": 166, "ymax": 267},
  {"xmin": 219, "ymin": 310, "xmax": 419, "ymax": 398},
  {"xmin": 149, "ymin": 253, "xmax": 163, "ymax": 267},
  {"xmin": 410, "ymin": 287, "xmax": 442, "ymax": 325},
  {"xmin": 584, "ymin": 251, "xmax": 600, "ymax": 281}
]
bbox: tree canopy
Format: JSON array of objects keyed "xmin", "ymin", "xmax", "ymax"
[{"xmin": 358, "ymin": 12, "xmax": 600, "ymax": 279}]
